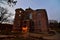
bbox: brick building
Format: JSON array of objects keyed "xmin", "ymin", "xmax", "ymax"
[{"xmin": 13, "ymin": 8, "xmax": 48, "ymax": 33}]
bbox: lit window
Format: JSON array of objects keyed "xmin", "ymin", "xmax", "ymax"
[{"xmin": 22, "ymin": 26, "xmax": 28, "ymax": 33}]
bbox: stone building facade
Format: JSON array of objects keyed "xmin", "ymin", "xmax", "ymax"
[{"xmin": 13, "ymin": 8, "xmax": 48, "ymax": 33}]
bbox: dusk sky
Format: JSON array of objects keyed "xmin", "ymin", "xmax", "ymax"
[{"xmin": 14, "ymin": 0, "xmax": 60, "ymax": 22}]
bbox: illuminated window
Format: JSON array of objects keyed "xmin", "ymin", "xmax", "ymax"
[{"xmin": 22, "ymin": 26, "xmax": 28, "ymax": 33}]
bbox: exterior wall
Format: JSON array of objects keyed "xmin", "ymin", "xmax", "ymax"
[
  {"xmin": 31, "ymin": 9, "xmax": 48, "ymax": 33},
  {"xmin": 32, "ymin": 11, "xmax": 39, "ymax": 32},
  {"xmin": 35, "ymin": 9, "xmax": 48, "ymax": 33}
]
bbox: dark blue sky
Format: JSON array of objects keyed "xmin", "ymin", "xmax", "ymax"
[{"xmin": 15, "ymin": 0, "xmax": 60, "ymax": 22}]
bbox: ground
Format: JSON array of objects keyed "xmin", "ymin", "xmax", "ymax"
[{"xmin": 0, "ymin": 31, "xmax": 60, "ymax": 40}]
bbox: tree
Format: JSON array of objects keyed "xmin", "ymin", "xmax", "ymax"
[
  {"xmin": 0, "ymin": 7, "xmax": 11, "ymax": 23},
  {"xmin": 0, "ymin": 0, "xmax": 17, "ymax": 23}
]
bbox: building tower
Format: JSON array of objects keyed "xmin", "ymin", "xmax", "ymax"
[
  {"xmin": 12, "ymin": 8, "xmax": 24, "ymax": 32},
  {"xmin": 33, "ymin": 9, "xmax": 48, "ymax": 33}
]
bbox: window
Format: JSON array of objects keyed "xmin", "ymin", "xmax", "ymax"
[
  {"xmin": 29, "ymin": 13, "xmax": 32, "ymax": 19},
  {"xmin": 38, "ymin": 21, "xmax": 41, "ymax": 26},
  {"xmin": 19, "ymin": 11, "xmax": 22, "ymax": 13},
  {"xmin": 29, "ymin": 20, "xmax": 34, "ymax": 32},
  {"xmin": 37, "ymin": 13, "xmax": 40, "ymax": 18},
  {"xmin": 19, "ymin": 14, "xmax": 21, "ymax": 16}
]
